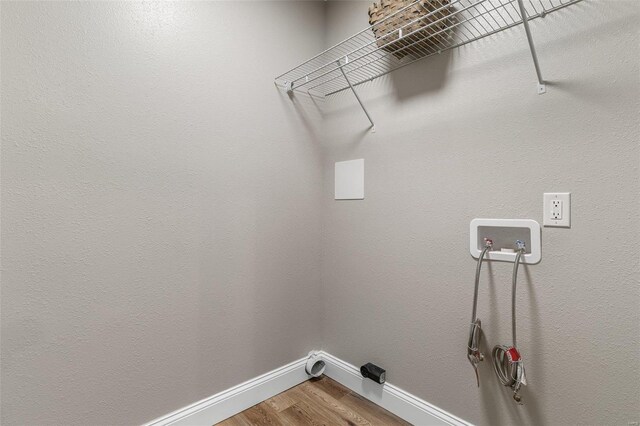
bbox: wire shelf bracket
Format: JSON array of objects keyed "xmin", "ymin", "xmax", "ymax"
[
  {"xmin": 338, "ymin": 56, "xmax": 376, "ymax": 131},
  {"xmin": 516, "ymin": 0, "xmax": 546, "ymax": 94},
  {"xmin": 275, "ymin": 0, "xmax": 583, "ymax": 127}
]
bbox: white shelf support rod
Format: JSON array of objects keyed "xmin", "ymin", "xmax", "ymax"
[
  {"xmin": 516, "ymin": 0, "xmax": 546, "ymax": 94},
  {"xmin": 338, "ymin": 59, "xmax": 375, "ymax": 131}
]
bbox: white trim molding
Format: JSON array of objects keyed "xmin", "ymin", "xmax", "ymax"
[
  {"xmin": 143, "ymin": 357, "xmax": 309, "ymax": 426},
  {"xmin": 142, "ymin": 351, "xmax": 472, "ymax": 426},
  {"xmin": 319, "ymin": 351, "xmax": 471, "ymax": 426}
]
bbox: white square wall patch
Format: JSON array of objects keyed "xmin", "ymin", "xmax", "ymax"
[{"xmin": 335, "ymin": 159, "xmax": 364, "ymax": 200}]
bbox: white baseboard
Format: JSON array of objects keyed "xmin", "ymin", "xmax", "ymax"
[
  {"xmin": 142, "ymin": 357, "xmax": 309, "ymax": 426},
  {"xmin": 142, "ymin": 351, "xmax": 472, "ymax": 426},
  {"xmin": 319, "ymin": 351, "xmax": 471, "ymax": 426}
]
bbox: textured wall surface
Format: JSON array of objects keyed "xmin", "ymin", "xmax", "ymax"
[
  {"xmin": 3, "ymin": 1, "xmax": 639, "ymax": 425},
  {"xmin": 1, "ymin": 2, "xmax": 324, "ymax": 425},
  {"xmin": 320, "ymin": 1, "xmax": 640, "ymax": 425}
]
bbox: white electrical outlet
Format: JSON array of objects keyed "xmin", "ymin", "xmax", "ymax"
[
  {"xmin": 551, "ymin": 199, "xmax": 562, "ymax": 220},
  {"xmin": 544, "ymin": 193, "xmax": 571, "ymax": 227}
]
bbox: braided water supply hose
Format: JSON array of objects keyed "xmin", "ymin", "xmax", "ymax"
[
  {"xmin": 492, "ymin": 240, "xmax": 527, "ymax": 404},
  {"xmin": 467, "ymin": 238, "xmax": 493, "ymax": 387}
]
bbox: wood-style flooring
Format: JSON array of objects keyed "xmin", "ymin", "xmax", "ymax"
[{"xmin": 217, "ymin": 376, "xmax": 411, "ymax": 426}]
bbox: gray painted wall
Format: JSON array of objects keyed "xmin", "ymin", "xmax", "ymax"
[
  {"xmin": 320, "ymin": 1, "xmax": 640, "ymax": 425},
  {"xmin": 1, "ymin": 2, "xmax": 324, "ymax": 425},
  {"xmin": 2, "ymin": 1, "xmax": 639, "ymax": 425}
]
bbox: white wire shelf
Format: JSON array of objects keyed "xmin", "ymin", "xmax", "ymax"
[{"xmin": 275, "ymin": 0, "xmax": 582, "ymax": 98}]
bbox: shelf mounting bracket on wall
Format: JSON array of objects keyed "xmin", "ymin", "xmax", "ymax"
[
  {"xmin": 338, "ymin": 56, "xmax": 376, "ymax": 132},
  {"xmin": 516, "ymin": 0, "xmax": 546, "ymax": 94}
]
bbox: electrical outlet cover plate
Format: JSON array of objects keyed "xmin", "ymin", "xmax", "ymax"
[{"xmin": 543, "ymin": 193, "xmax": 571, "ymax": 227}]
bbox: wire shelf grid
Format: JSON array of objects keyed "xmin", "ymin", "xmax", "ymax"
[{"xmin": 275, "ymin": 0, "xmax": 581, "ymax": 97}]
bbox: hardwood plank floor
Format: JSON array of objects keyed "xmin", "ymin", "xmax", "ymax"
[{"xmin": 217, "ymin": 376, "xmax": 411, "ymax": 426}]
